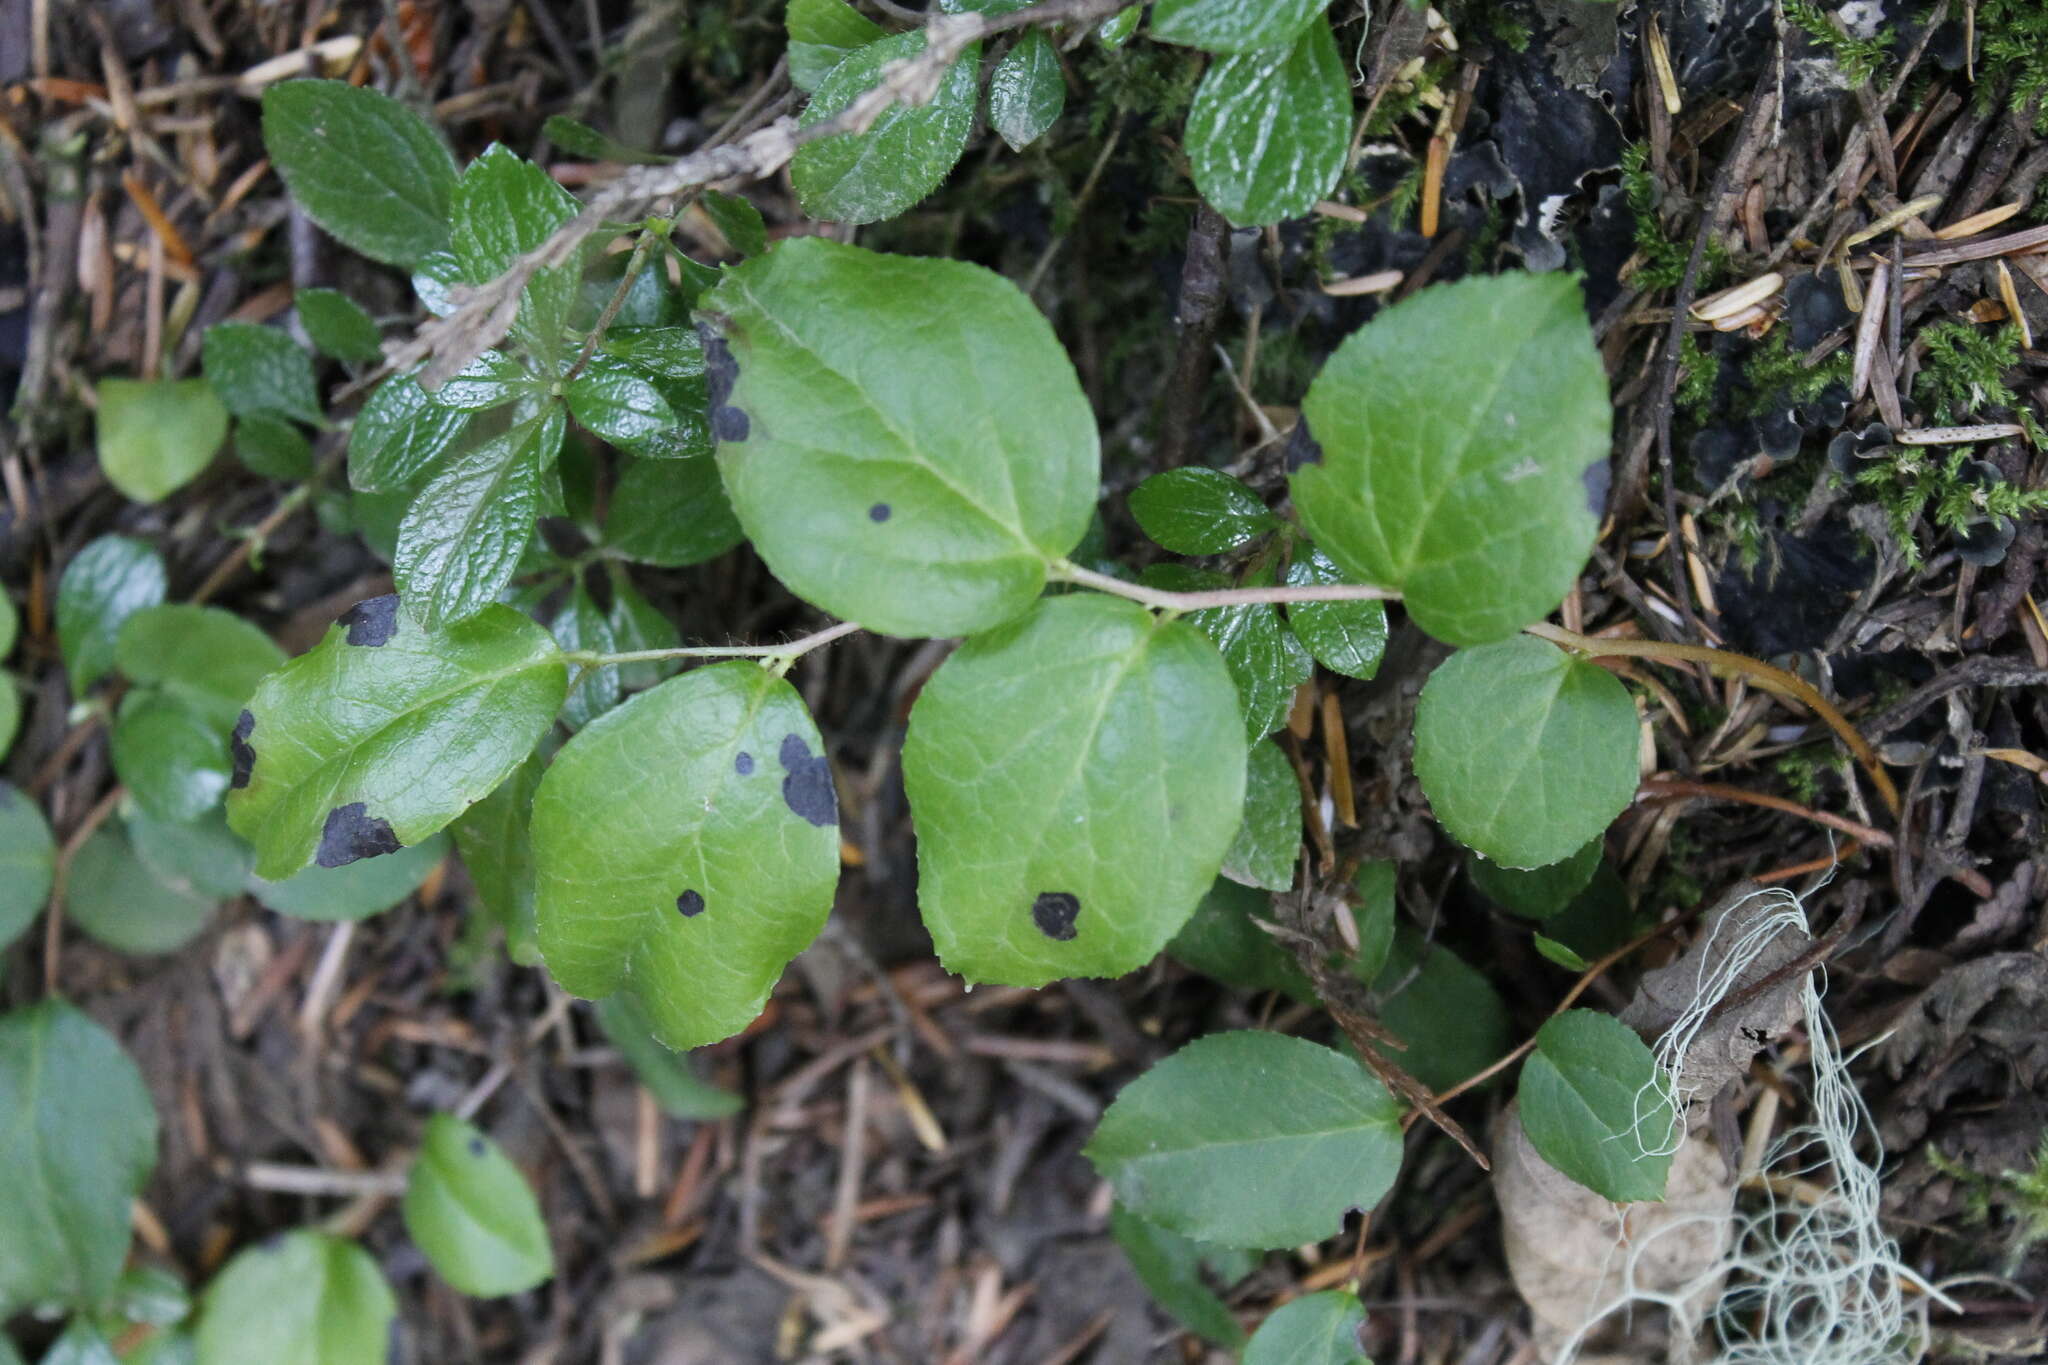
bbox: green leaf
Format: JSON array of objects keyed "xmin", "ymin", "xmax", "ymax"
[
  {"xmin": 1109, "ymin": 1205, "xmax": 1248, "ymax": 1348},
  {"xmin": 0, "ymin": 783, "xmax": 56, "ymax": 953},
  {"xmin": 0, "ymin": 679, "xmax": 16, "ymax": 766},
  {"xmin": 412, "ymin": 251, "xmax": 463, "ymax": 316},
  {"xmin": 532, "ymin": 662, "xmax": 840, "ymax": 1050},
  {"xmin": 250, "ymin": 835, "xmax": 446, "ymax": 921},
  {"xmin": 394, "ymin": 406, "xmax": 563, "ymax": 628},
  {"xmin": 701, "ymin": 190, "xmax": 768, "ymax": 257},
  {"xmin": 1292, "ymin": 273, "xmax": 1612, "ymax": 645},
  {"xmin": 602, "ymin": 454, "xmax": 743, "ymax": 568},
  {"xmin": 594, "ymin": 993, "xmax": 745, "ymax": 1120},
  {"xmin": 1534, "ymin": 934, "xmax": 1589, "ymax": 970},
  {"xmin": 261, "ymin": 79, "xmax": 457, "ymax": 267},
  {"xmin": 1412, "ymin": 636, "xmax": 1638, "ymax": 869},
  {"xmin": 989, "ymin": 30, "xmax": 1065, "ymax": 151},
  {"xmin": 1099, "ymin": 6, "xmax": 1142, "ymax": 45},
  {"xmin": 58, "ymin": 536, "xmax": 168, "ymax": 693},
  {"xmin": 403, "ymin": 1114, "xmax": 553, "ymax": 1296},
  {"xmin": 567, "ymin": 358, "xmax": 678, "ymax": 446},
  {"xmin": 0, "ymin": 1000, "xmax": 158, "ymax": 1315},
  {"xmin": 603, "ymin": 570, "xmax": 682, "ymax": 691},
  {"xmin": 550, "ymin": 584, "xmax": 619, "ymax": 731},
  {"xmin": 1348, "ymin": 859, "xmax": 1398, "ymax": 983},
  {"xmin": 1185, "ymin": 15, "xmax": 1350, "ymax": 227},
  {"xmin": 598, "ymin": 326, "xmax": 704, "ymax": 381},
  {"xmin": 94, "ymin": 379, "xmax": 229, "ymax": 505},
  {"xmin": 786, "ymin": 0, "xmax": 886, "ymax": 92},
  {"xmin": 1470, "ymin": 837, "xmax": 1602, "ymax": 921},
  {"xmin": 1188, "ymin": 591, "xmax": 1313, "ymax": 742},
  {"xmin": 904, "ymin": 594, "xmax": 1245, "ymax": 986},
  {"xmin": 296, "ymin": 288, "xmax": 383, "ymax": 364},
  {"xmin": 1085, "ymin": 1031, "xmax": 1402, "ymax": 1248},
  {"xmin": 1222, "ymin": 738, "xmax": 1301, "ymax": 892},
  {"xmin": 450, "ymin": 145, "xmax": 580, "ymax": 371},
  {"xmin": 36, "ymin": 1322, "xmax": 119, "ymax": 1365},
  {"xmin": 540, "ymin": 114, "xmax": 665, "ymax": 165},
  {"xmin": 1363, "ymin": 929, "xmax": 1510, "ymax": 1094},
  {"xmin": 201, "ymin": 323, "xmax": 322, "ymax": 427},
  {"xmin": 110, "ymin": 694, "xmax": 231, "ymax": 824},
  {"xmin": 1129, "ymin": 467, "xmax": 1279, "ymax": 554},
  {"xmin": 126, "ymin": 807, "xmax": 254, "ymax": 901},
  {"xmin": 194, "ymin": 1232, "xmax": 394, "ymax": 1365},
  {"xmin": 65, "ymin": 823, "xmax": 216, "ymax": 955},
  {"xmin": 1167, "ymin": 876, "xmax": 1311, "ymax": 1000},
  {"xmin": 109, "ymin": 1264, "xmax": 192, "ymax": 1328},
  {"xmin": 1518, "ymin": 1009, "xmax": 1673, "ymax": 1203},
  {"xmin": 1540, "ymin": 861, "xmax": 1638, "ymax": 963},
  {"xmin": 226, "ymin": 596, "xmax": 567, "ymax": 881},
  {"xmin": 450, "ymin": 757, "xmax": 543, "ymax": 964},
  {"xmin": 427, "ymin": 348, "xmax": 535, "ymax": 411},
  {"xmin": 347, "ymin": 372, "xmax": 471, "ymax": 492},
  {"xmin": 1284, "ymin": 548, "xmax": 1387, "ymax": 681},
  {"xmin": 235, "ymin": 415, "xmax": 316, "ymax": 482},
  {"xmin": 1152, "ymin": 0, "xmax": 1334, "ymax": 52},
  {"xmin": 116, "ymin": 605, "xmax": 287, "ymax": 732},
  {"xmin": 792, "ymin": 29, "xmax": 981, "ymax": 225},
  {"xmin": 0, "ymin": 590, "xmax": 15, "ymax": 657},
  {"xmin": 1243, "ymin": 1289, "xmax": 1370, "ymax": 1365},
  {"xmin": 703, "ymin": 239, "xmax": 1096, "ymax": 636}
]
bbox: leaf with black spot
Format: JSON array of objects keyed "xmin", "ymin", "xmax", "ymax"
[
  {"xmin": 532, "ymin": 662, "xmax": 839, "ymax": 1050},
  {"xmin": 227, "ymin": 600, "xmax": 566, "ymax": 881},
  {"xmin": 402, "ymin": 1114, "xmax": 553, "ymax": 1297}
]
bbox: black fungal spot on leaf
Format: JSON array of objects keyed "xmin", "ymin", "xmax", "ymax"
[
  {"xmin": 316, "ymin": 802, "xmax": 404, "ymax": 868},
  {"xmin": 735, "ymin": 751, "xmax": 755, "ymax": 776},
  {"xmin": 337, "ymin": 594, "xmax": 400, "ymax": 647},
  {"xmin": 778, "ymin": 733, "xmax": 837, "ymax": 827},
  {"xmin": 467, "ymin": 1136, "xmax": 486, "ymax": 1157},
  {"xmin": 231, "ymin": 710, "xmax": 257, "ymax": 790},
  {"xmin": 677, "ymin": 889, "xmax": 707, "ymax": 917},
  {"xmin": 1284, "ymin": 417, "xmax": 1323, "ymax": 470},
  {"xmin": 1583, "ymin": 457, "xmax": 1611, "ymax": 521},
  {"xmin": 699, "ymin": 327, "xmax": 750, "ymax": 443},
  {"xmin": 1032, "ymin": 892, "xmax": 1080, "ymax": 940},
  {"xmin": 869, "ymin": 503, "xmax": 891, "ymax": 523}
]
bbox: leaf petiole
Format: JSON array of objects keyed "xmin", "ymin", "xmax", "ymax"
[
  {"xmin": 1047, "ymin": 558, "xmax": 1401, "ymax": 612},
  {"xmin": 565, "ymin": 619, "xmax": 863, "ymax": 672}
]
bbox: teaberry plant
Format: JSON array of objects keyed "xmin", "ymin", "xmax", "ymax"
[{"xmin": 5, "ymin": 1, "xmax": 1851, "ymax": 1359}]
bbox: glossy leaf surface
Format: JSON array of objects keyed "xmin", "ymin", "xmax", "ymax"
[
  {"xmin": 1185, "ymin": 15, "xmax": 1349, "ymax": 226},
  {"xmin": 201, "ymin": 323, "xmax": 323, "ymax": 427},
  {"xmin": 58, "ymin": 536, "xmax": 167, "ymax": 692},
  {"xmin": 347, "ymin": 372, "xmax": 470, "ymax": 492},
  {"xmin": 393, "ymin": 406, "xmax": 563, "ymax": 628},
  {"xmin": 262, "ymin": 80, "xmax": 457, "ymax": 267},
  {"xmin": 787, "ymin": 0, "xmax": 885, "ymax": 92},
  {"xmin": 1222, "ymin": 738, "xmax": 1302, "ymax": 892},
  {"xmin": 791, "ymin": 31, "xmax": 980, "ymax": 225},
  {"xmin": 1152, "ymin": 0, "xmax": 1334, "ymax": 52},
  {"xmin": 989, "ymin": 30, "xmax": 1065, "ymax": 151},
  {"xmin": 1284, "ymin": 548, "xmax": 1387, "ymax": 681},
  {"xmin": 1129, "ymin": 467, "xmax": 1277, "ymax": 554}
]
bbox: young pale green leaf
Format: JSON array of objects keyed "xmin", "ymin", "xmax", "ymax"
[
  {"xmin": 1413, "ymin": 636, "xmax": 1638, "ymax": 869},
  {"xmin": 451, "ymin": 757, "xmax": 543, "ymax": 964},
  {"xmin": 347, "ymin": 372, "xmax": 471, "ymax": 492},
  {"xmin": 532, "ymin": 663, "xmax": 840, "ymax": 1050},
  {"xmin": 1186, "ymin": 15, "xmax": 1350, "ymax": 226},
  {"xmin": 1534, "ymin": 935, "xmax": 1589, "ymax": 970},
  {"xmin": 94, "ymin": 378, "xmax": 229, "ymax": 505},
  {"xmin": 1167, "ymin": 876, "xmax": 1311, "ymax": 1000},
  {"xmin": 567, "ymin": 358, "xmax": 678, "ymax": 446},
  {"xmin": 1099, "ymin": 6, "xmax": 1142, "ymax": 44},
  {"xmin": 594, "ymin": 994, "xmax": 746, "ymax": 1120},
  {"xmin": 603, "ymin": 569, "xmax": 683, "ymax": 691},
  {"xmin": 602, "ymin": 454, "xmax": 743, "ymax": 568},
  {"xmin": 0, "ymin": 783, "xmax": 56, "ymax": 953},
  {"xmin": 1518, "ymin": 1009, "xmax": 1673, "ymax": 1203},
  {"xmin": 0, "ymin": 1001, "xmax": 158, "ymax": 1315},
  {"xmin": 116, "ymin": 605, "xmax": 287, "ymax": 732},
  {"xmin": 236, "ymin": 414, "xmax": 316, "ymax": 481},
  {"xmin": 1108, "ymin": 1205, "xmax": 1249, "ymax": 1348},
  {"xmin": 394, "ymin": 406, "xmax": 563, "ymax": 629},
  {"xmin": 787, "ymin": 0, "xmax": 885, "ymax": 92},
  {"xmin": 250, "ymin": 835, "xmax": 446, "ymax": 921},
  {"xmin": 1151, "ymin": 0, "xmax": 1335, "ymax": 52},
  {"xmin": 1284, "ymin": 548, "xmax": 1387, "ymax": 681},
  {"xmin": 792, "ymin": 30, "xmax": 980, "ymax": 225},
  {"xmin": 226, "ymin": 595, "xmax": 566, "ymax": 881},
  {"xmin": 201, "ymin": 323, "xmax": 323, "ymax": 427},
  {"xmin": 110, "ymin": 694, "xmax": 231, "ymax": 824},
  {"xmin": 1085, "ymin": 1031, "xmax": 1402, "ymax": 1248},
  {"xmin": 1470, "ymin": 837, "xmax": 1602, "ymax": 921},
  {"xmin": 989, "ymin": 30, "xmax": 1066, "ymax": 151},
  {"xmin": 126, "ymin": 807, "xmax": 254, "ymax": 901},
  {"xmin": 295, "ymin": 288, "xmax": 383, "ymax": 364},
  {"xmin": 1129, "ymin": 467, "xmax": 1278, "ymax": 554},
  {"xmin": 450, "ymin": 145, "xmax": 580, "ymax": 370},
  {"xmin": 1293, "ymin": 273, "xmax": 1611, "ymax": 645},
  {"xmin": 701, "ymin": 190, "xmax": 768, "ymax": 257},
  {"xmin": 550, "ymin": 584, "xmax": 619, "ymax": 731},
  {"xmin": 904, "ymin": 594, "xmax": 1246, "ymax": 986},
  {"xmin": 1244, "ymin": 1289, "xmax": 1370, "ymax": 1365},
  {"xmin": 194, "ymin": 1232, "xmax": 394, "ymax": 1365},
  {"xmin": 261, "ymin": 80, "xmax": 456, "ymax": 267},
  {"xmin": 1222, "ymin": 738, "xmax": 1302, "ymax": 892},
  {"xmin": 35, "ymin": 1322, "xmax": 122, "ymax": 1365},
  {"xmin": 58, "ymin": 536, "xmax": 168, "ymax": 692},
  {"xmin": 1362, "ymin": 928, "xmax": 1510, "ymax": 1094},
  {"xmin": 65, "ymin": 823, "xmax": 216, "ymax": 955},
  {"xmin": 703, "ymin": 239, "xmax": 1097, "ymax": 636},
  {"xmin": 403, "ymin": 1114, "xmax": 553, "ymax": 1296}
]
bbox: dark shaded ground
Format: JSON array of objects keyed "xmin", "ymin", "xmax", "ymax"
[{"xmin": 5, "ymin": 1, "xmax": 2048, "ymax": 1361}]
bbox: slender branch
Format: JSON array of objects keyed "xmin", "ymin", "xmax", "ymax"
[
  {"xmin": 1050, "ymin": 560, "xmax": 1399, "ymax": 612},
  {"xmin": 1638, "ymin": 777, "xmax": 1894, "ymax": 848},
  {"xmin": 567, "ymin": 619, "xmax": 862, "ymax": 669}
]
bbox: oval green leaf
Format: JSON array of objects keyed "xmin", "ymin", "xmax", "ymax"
[
  {"xmin": 1167, "ymin": 876, "xmax": 1311, "ymax": 1001},
  {"xmin": 450, "ymin": 145, "xmax": 580, "ymax": 371},
  {"xmin": 1084, "ymin": 1030, "xmax": 1402, "ymax": 1248},
  {"xmin": 94, "ymin": 379, "xmax": 229, "ymax": 506},
  {"xmin": 111, "ymin": 694, "xmax": 230, "ymax": 824},
  {"xmin": 403, "ymin": 1114, "xmax": 553, "ymax": 1296},
  {"xmin": 194, "ymin": 1231, "xmax": 394, "ymax": 1365},
  {"xmin": 0, "ymin": 783, "xmax": 56, "ymax": 952},
  {"xmin": 451, "ymin": 757, "xmax": 543, "ymax": 963},
  {"xmin": 1109, "ymin": 1205, "xmax": 1249, "ymax": 1348},
  {"xmin": 791, "ymin": 29, "xmax": 980, "ymax": 225},
  {"xmin": 1469, "ymin": 837, "xmax": 1602, "ymax": 921},
  {"xmin": 1362, "ymin": 928, "xmax": 1511, "ymax": 1094},
  {"xmin": 904, "ymin": 594, "xmax": 1246, "ymax": 986},
  {"xmin": 116, "ymin": 605, "xmax": 287, "ymax": 732},
  {"xmin": 347, "ymin": 372, "xmax": 470, "ymax": 492},
  {"xmin": 1284, "ymin": 548, "xmax": 1387, "ymax": 681},
  {"xmin": 1244, "ymin": 1289, "xmax": 1370, "ymax": 1365},
  {"xmin": 67, "ymin": 823, "xmax": 217, "ymax": 955},
  {"xmin": 989, "ymin": 29, "xmax": 1065, "ymax": 152},
  {"xmin": 1293, "ymin": 273, "xmax": 1612, "ymax": 645},
  {"xmin": 1152, "ymin": 0, "xmax": 1334, "ymax": 52},
  {"xmin": 594, "ymin": 994, "xmax": 745, "ymax": 1120},
  {"xmin": 393, "ymin": 405, "xmax": 563, "ymax": 629},
  {"xmin": 250, "ymin": 835, "xmax": 447, "ymax": 922},
  {"xmin": 226, "ymin": 596, "xmax": 567, "ymax": 881},
  {"xmin": 127, "ymin": 806, "xmax": 255, "ymax": 901},
  {"xmin": 261, "ymin": 79, "xmax": 457, "ymax": 268},
  {"xmin": 532, "ymin": 662, "xmax": 840, "ymax": 1050},
  {"xmin": 201, "ymin": 322, "xmax": 323, "ymax": 427},
  {"xmin": 1129, "ymin": 467, "xmax": 1278, "ymax": 555},
  {"xmin": 1517, "ymin": 1009, "xmax": 1673, "ymax": 1204},
  {"xmin": 1185, "ymin": 15, "xmax": 1350, "ymax": 227},
  {"xmin": 57, "ymin": 536, "xmax": 167, "ymax": 693},
  {"xmin": 787, "ymin": 0, "xmax": 885, "ymax": 92},
  {"xmin": 1412, "ymin": 636, "xmax": 1638, "ymax": 869},
  {"xmin": 296, "ymin": 288, "xmax": 383, "ymax": 364},
  {"xmin": 1222, "ymin": 737, "xmax": 1302, "ymax": 892},
  {"xmin": 602, "ymin": 454, "xmax": 740, "ymax": 570},
  {"xmin": 702, "ymin": 238, "xmax": 1097, "ymax": 636}
]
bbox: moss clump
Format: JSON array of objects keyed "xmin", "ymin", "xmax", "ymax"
[
  {"xmin": 1975, "ymin": 0, "xmax": 2048, "ymax": 131},
  {"xmin": 1622, "ymin": 143, "xmax": 1727, "ymax": 293},
  {"xmin": 1782, "ymin": 0, "xmax": 1894, "ymax": 86},
  {"xmin": 1742, "ymin": 331, "xmax": 1852, "ymax": 416}
]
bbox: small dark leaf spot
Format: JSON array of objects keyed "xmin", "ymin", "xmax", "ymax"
[
  {"xmin": 1582, "ymin": 458, "xmax": 1612, "ymax": 521},
  {"xmin": 230, "ymin": 710, "xmax": 257, "ymax": 790},
  {"xmin": 1741, "ymin": 1026, "xmax": 1770, "ymax": 1045},
  {"xmin": 735, "ymin": 751, "xmax": 755, "ymax": 776},
  {"xmin": 316, "ymin": 802, "xmax": 404, "ymax": 868},
  {"xmin": 467, "ymin": 1136, "xmax": 487, "ymax": 1158},
  {"xmin": 1284, "ymin": 417, "xmax": 1324, "ymax": 470},
  {"xmin": 337, "ymin": 594, "xmax": 400, "ymax": 647},
  {"xmin": 778, "ymin": 732, "xmax": 837, "ymax": 828},
  {"xmin": 1032, "ymin": 891, "xmax": 1080, "ymax": 941},
  {"xmin": 869, "ymin": 503, "xmax": 891, "ymax": 523},
  {"xmin": 712, "ymin": 403, "xmax": 751, "ymax": 442},
  {"xmin": 677, "ymin": 889, "xmax": 706, "ymax": 917},
  {"xmin": 700, "ymin": 329, "xmax": 750, "ymax": 443}
]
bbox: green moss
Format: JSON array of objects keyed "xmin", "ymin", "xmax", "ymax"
[
  {"xmin": 1928, "ymin": 1132, "xmax": 2048, "ymax": 1271},
  {"xmin": 1852, "ymin": 444, "xmax": 2048, "ymax": 566},
  {"xmin": 1974, "ymin": 0, "xmax": 2048, "ymax": 132},
  {"xmin": 1742, "ymin": 331, "xmax": 1852, "ymax": 415},
  {"xmin": 1771, "ymin": 744, "xmax": 1842, "ymax": 807},
  {"xmin": 1445, "ymin": 0, "xmax": 1532, "ymax": 53},
  {"xmin": 1676, "ymin": 331, "xmax": 1720, "ymax": 418},
  {"xmin": 1915, "ymin": 322, "xmax": 2023, "ymax": 424},
  {"xmin": 1622, "ymin": 143, "xmax": 1726, "ymax": 294},
  {"xmin": 1077, "ymin": 40, "xmax": 1202, "ymax": 134},
  {"xmin": 1782, "ymin": 0, "xmax": 1893, "ymax": 85}
]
